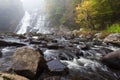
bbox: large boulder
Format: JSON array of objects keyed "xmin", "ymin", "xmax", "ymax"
[
  {"xmin": 104, "ymin": 33, "xmax": 120, "ymax": 45},
  {"xmin": 0, "ymin": 0, "xmax": 24, "ymax": 32},
  {"xmin": 101, "ymin": 49, "xmax": 120, "ymax": 70},
  {"xmin": 12, "ymin": 47, "xmax": 47, "ymax": 79},
  {"xmin": 0, "ymin": 72, "xmax": 29, "ymax": 80}
]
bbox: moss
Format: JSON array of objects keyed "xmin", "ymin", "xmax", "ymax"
[
  {"xmin": 107, "ymin": 24, "xmax": 120, "ymax": 33},
  {"xmin": 100, "ymin": 31, "xmax": 111, "ymax": 39},
  {"xmin": 2, "ymin": 76, "xmax": 13, "ymax": 80}
]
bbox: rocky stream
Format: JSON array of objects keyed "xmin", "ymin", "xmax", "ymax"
[{"xmin": 0, "ymin": 32, "xmax": 120, "ymax": 80}]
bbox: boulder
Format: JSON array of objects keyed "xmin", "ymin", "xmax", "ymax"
[
  {"xmin": 101, "ymin": 49, "xmax": 120, "ymax": 70},
  {"xmin": 47, "ymin": 59, "xmax": 68, "ymax": 75},
  {"xmin": 104, "ymin": 33, "xmax": 120, "ymax": 45},
  {"xmin": 12, "ymin": 47, "xmax": 47, "ymax": 79},
  {"xmin": 0, "ymin": 72, "xmax": 29, "ymax": 80}
]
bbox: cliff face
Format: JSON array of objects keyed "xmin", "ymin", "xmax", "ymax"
[{"xmin": 0, "ymin": 0, "xmax": 24, "ymax": 32}]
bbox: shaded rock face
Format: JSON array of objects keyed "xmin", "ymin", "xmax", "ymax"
[
  {"xmin": 12, "ymin": 47, "xmax": 47, "ymax": 79},
  {"xmin": 104, "ymin": 33, "xmax": 120, "ymax": 45},
  {"xmin": 0, "ymin": 0, "xmax": 24, "ymax": 32},
  {"xmin": 102, "ymin": 49, "xmax": 120, "ymax": 70},
  {"xmin": 47, "ymin": 59, "xmax": 68, "ymax": 75},
  {"xmin": 0, "ymin": 51, "xmax": 2, "ymax": 57},
  {"xmin": 0, "ymin": 72, "xmax": 29, "ymax": 80}
]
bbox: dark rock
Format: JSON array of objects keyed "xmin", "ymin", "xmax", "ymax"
[
  {"xmin": 101, "ymin": 49, "xmax": 120, "ymax": 70},
  {"xmin": 0, "ymin": 36, "xmax": 4, "ymax": 39},
  {"xmin": 0, "ymin": 40, "xmax": 26, "ymax": 47},
  {"xmin": 104, "ymin": 33, "xmax": 120, "ymax": 46},
  {"xmin": 18, "ymin": 34, "xmax": 27, "ymax": 39},
  {"xmin": 47, "ymin": 43, "xmax": 64, "ymax": 49},
  {"xmin": 12, "ymin": 47, "xmax": 47, "ymax": 79},
  {"xmin": 70, "ymin": 40, "xmax": 79, "ymax": 44},
  {"xmin": 43, "ymin": 76, "xmax": 61, "ymax": 80},
  {"xmin": 29, "ymin": 40, "xmax": 41, "ymax": 44},
  {"xmin": 80, "ymin": 44, "xmax": 90, "ymax": 50},
  {"xmin": 0, "ymin": 72, "xmax": 29, "ymax": 80},
  {"xmin": 51, "ymin": 39, "xmax": 58, "ymax": 43},
  {"xmin": 43, "ymin": 76, "xmax": 70, "ymax": 80},
  {"xmin": 47, "ymin": 59, "xmax": 68, "ymax": 75},
  {"xmin": 0, "ymin": 51, "xmax": 2, "ymax": 57}
]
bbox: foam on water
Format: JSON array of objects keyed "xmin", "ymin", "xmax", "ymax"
[{"xmin": 17, "ymin": 11, "xmax": 30, "ymax": 34}]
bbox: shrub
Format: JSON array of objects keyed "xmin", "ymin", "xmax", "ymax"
[{"xmin": 107, "ymin": 24, "xmax": 120, "ymax": 33}]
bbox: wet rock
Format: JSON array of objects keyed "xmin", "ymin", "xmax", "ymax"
[
  {"xmin": 70, "ymin": 40, "xmax": 79, "ymax": 44},
  {"xmin": 80, "ymin": 44, "xmax": 90, "ymax": 50},
  {"xmin": 102, "ymin": 49, "xmax": 120, "ymax": 70},
  {"xmin": 47, "ymin": 59, "xmax": 68, "ymax": 75},
  {"xmin": 18, "ymin": 34, "xmax": 27, "ymax": 39},
  {"xmin": 29, "ymin": 40, "xmax": 41, "ymax": 44},
  {"xmin": 44, "ymin": 50, "xmax": 74, "ymax": 61},
  {"xmin": 0, "ymin": 40, "xmax": 26, "ymax": 47},
  {"xmin": 47, "ymin": 43, "xmax": 64, "ymax": 49},
  {"xmin": 43, "ymin": 76, "xmax": 70, "ymax": 80},
  {"xmin": 0, "ymin": 51, "xmax": 2, "ymax": 57},
  {"xmin": 12, "ymin": 47, "xmax": 47, "ymax": 79},
  {"xmin": 104, "ymin": 33, "xmax": 120, "ymax": 46},
  {"xmin": 0, "ymin": 72, "xmax": 29, "ymax": 80},
  {"xmin": 0, "ymin": 36, "xmax": 4, "ymax": 39}
]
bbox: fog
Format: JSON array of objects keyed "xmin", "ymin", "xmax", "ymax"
[{"xmin": 21, "ymin": 0, "xmax": 45, "ymax": 11}]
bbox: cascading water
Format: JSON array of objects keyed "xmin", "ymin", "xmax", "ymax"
[
  {"xmin": 16, "ymin": 11, "xmax": 31, "ymax": 34},
  {"xmin": 16, "ymin": 0, "xmax": 50, "ymax": 34}
]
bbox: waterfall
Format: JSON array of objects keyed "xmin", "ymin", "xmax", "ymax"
[
  {"xmin": 16, "ymin": 11, "xmax": 31, "ymax": 34},
  {"xmin": 16, "ymin": 0, "xmax": 50, "ymax": 34}
]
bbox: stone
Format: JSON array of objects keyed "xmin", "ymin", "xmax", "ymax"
[
  {"xmin": 0, "ymin": 51, "xmax": 2, "ymax": 57},
  {"xmin": 29, "ymin": 40, "xmax": 41, "ymax": 44},
  {"xmin": 12, "ymin": 47, "xmax": 47, "ymax": 79},
  {"xmin": 18, "ymin": 34, "xmax": 27, "ymax": 39},
  {"xmin": 104, "ymin": 33, "xmax": 120, "ymax": 45},
  {"xmin": 43, "ymin": 76, "xmax": 70, "ymax": 80},
  {"xmin": 47, "ymin": 59, "xmax": 68, "ymax": 75},
  {"xmin": 101, "ymin": 49, "xmax": 120, "ymax": 70},
  {"xmin": 47, "ymin": 43, "xmax": 63, "ymax": 49},
  {"xmin": 0, "ymin": 40, "xmax": 26, "ymax": 47},
  {"xmin": 0, "ymin": 72, "xmax": 29, "ymax": 80}
]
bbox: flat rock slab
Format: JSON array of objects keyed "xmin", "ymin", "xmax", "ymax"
[
  {"xmin": 47, "ymin": 59, "xmax": 68, "ymax": 75},
  {"xmin": 0, "ymin": 39, "xmax": 26, "ymax": 47}
]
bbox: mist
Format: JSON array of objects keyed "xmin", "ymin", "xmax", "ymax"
[{"xmin": 21, "ymin": 0, "xmax": 45, "ymax": 11}]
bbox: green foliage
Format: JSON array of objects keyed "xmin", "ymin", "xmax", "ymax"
[
  {"xmin": 74, "ymin": 0, "xmax": 120, "ymax": 30},
  {"xmin": 107, "ymin": 24, "xmax": 120, "ymax": 33},
  {"xmin": 45, "ymin": 0, "xmax": 120, "ymax": 31},
  {"xmin": 45, "ymin": 0, "xmax": 65, "ymax": 26}
]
